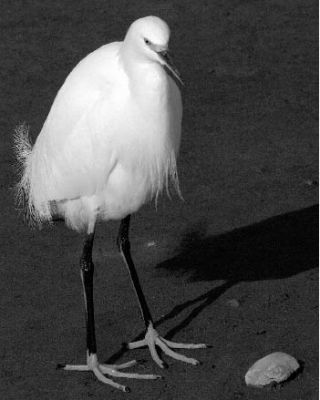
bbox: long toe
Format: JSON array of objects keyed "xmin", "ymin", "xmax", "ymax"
[
  {"xmin": 61, "ymin": 353, "xmax": 161, "ymax": 390},
  {"xmin": 93, "ymin": 366, "xmax": 129, "ymax": 392},
  {"xmin": 156, "ymin": 339, "xmax": 200, "ymax": 365},
  {"xmin": 99, "ymin": 364, "xmax": 161, "ymax": 380},
  {"xmin": 127, "ymin": 323, "xmax": 207, "ymax": 367},
  {"xmin": 162, "ymin": 338, "xmax": 208, "ymax": 349}
]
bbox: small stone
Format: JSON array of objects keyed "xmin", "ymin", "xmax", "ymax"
[
  {"xmin": 245, "ymin": 352, "xmax": 300, "ymax": 387},
  {"xmin": 226, "ymin": 299, "xmax": 240, "ymax": 308},
  {"xmin": 256, "ymin": 329, "xmax": 266, "ymax": 335},
  {"xmin": 305, "ymin": 179, "xmax": 318, "ymax": 187}
]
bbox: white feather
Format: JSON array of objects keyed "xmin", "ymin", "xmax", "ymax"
[{"xmin": 14, "ymin": 16, "xmax": 182, "ymax": 232}]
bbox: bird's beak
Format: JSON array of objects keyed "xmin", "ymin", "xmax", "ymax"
[{"xmin": 157, "ymin": 50, "xmax": 184, "ymax": 86}]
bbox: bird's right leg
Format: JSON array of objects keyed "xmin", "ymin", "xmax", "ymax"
[
  {"xmin": 118, "ymin": 215, "xmax": 207, "ymax": 369},
  {"xmin": 59, "ymin": 223, "xmax": 160, "ymax": 391}
]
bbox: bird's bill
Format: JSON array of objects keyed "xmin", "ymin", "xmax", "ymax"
[{"xmin": 157, "ymin": 50, "xmax": 184, "ymax": 86}]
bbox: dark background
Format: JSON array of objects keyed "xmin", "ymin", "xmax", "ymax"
[{"xmin": 0, "ymin": 1, "xmax": 318, "ymax": 399}]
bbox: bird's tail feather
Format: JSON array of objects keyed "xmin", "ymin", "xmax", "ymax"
[{"xmin": 13, "ymin": 123, "xmax": 37, "ymax": 226}]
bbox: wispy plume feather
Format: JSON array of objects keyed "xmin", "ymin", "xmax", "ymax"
[{"xmin": 13, "ymin": 123, "xmax": 38, "ymax": 226}]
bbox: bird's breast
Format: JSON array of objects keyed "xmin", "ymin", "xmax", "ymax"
[{"xmin": 94, "ymin": 68, "xmax": 181, "ymax": 220}]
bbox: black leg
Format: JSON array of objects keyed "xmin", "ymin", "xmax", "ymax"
[
  {"xmin": 117, "ymin": 215, "xmax": 153, "ymax": 327},
  {"xmin": 80, "ymin": 231, "xmax": 97, "ymax": 355}
]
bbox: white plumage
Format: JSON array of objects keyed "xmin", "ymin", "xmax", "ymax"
[
  {"xmin": 15, "ymin": 16, "xmax": 181, "ymax": 231},
  {"xmin": 14, "ymin": 16, "xmax": 206, "ymax": 392}
]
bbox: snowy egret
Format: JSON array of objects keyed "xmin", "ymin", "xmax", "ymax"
[{"xmin": 14, "ymin": 16, "xmax": 207, "ymax": 392}]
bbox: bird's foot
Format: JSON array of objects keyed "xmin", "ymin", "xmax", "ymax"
[
  {"xmin": 127, "ymin": 322, "xmax": 208, "ymax": 368},
  {"xmin": 58, "ymin": 352, "xmax": 161, "ymax": 392}
]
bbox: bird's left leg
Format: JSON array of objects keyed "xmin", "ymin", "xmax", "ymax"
[
  {"xmin": 118, "ymin": 215, "xmax": 207, "ymax": 369},
  {"xmin": 59, "ymin": 223, "xmax": 160, "ymax": 391}
]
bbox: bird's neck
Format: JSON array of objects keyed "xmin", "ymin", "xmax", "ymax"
[{"xmin": 120, "ymin": 47, "xmax": 168, "ymax": 96}]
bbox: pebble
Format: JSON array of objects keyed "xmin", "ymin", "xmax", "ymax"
[
  {"xmin": 226, "ymin": 299, "xmax": 240, "ymax": 308},
  {"xmin": 305, "ymin": 179, "xmax": 318, "ymax": 186},
  {"xmin": 245, "ymin": 352, "xmax": 300, "ymax": 387}
]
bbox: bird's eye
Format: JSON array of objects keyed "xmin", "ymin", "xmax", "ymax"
[{"xmin": 144, "ymin": 38, "xmax": 151, "ymax": 45}]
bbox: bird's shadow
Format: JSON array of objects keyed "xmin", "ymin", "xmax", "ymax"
[{"xmin": 105, "ymin": 205, "xmax": 318, "ymax": 363}]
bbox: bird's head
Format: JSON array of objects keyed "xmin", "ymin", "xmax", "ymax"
[{"xmin": 123, "ymin": 16, "xmax": 183, "ymax": 85}]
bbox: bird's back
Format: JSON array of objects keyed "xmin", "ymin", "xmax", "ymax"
[
  {"xmin": 25, "ymin": 43, "xmax": 127, "ymax": 211},
  {"xmin": 44, "ymin": 42, "xmax": 123, "ymax": 142}
]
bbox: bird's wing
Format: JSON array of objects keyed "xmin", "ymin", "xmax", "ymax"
[
  {"xmin": 32, "ymin": 42, "xmax": 123, "ymax": 202},
  {"xmin": 44, "ymin": 42, "xmax": 122, "ymax": 143}
]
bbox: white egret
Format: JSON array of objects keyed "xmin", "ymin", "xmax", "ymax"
[{"xmin": 14, "ymin": 16, "xmax": 207, "ymax": 392}]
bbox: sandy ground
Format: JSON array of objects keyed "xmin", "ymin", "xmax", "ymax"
[{"xmin": 0, "ymin": 1, "xmax": 318, "ymax": 399}]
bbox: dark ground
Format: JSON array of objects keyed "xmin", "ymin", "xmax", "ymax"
[{"xmin": 0, "ymin": 1, "xmax": 318, "ymax": 399}]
